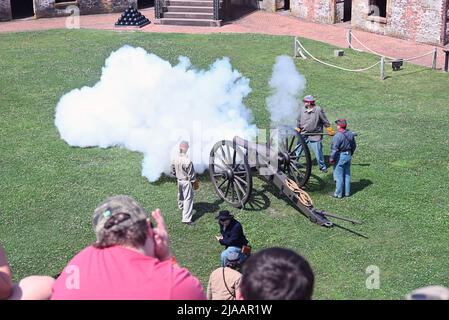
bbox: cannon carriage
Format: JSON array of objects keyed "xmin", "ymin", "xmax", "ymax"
[{"xmin": 209, "ymin": 127, "xmax": 361, "ymax": 228}]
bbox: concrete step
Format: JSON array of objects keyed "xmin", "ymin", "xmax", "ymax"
[
  {"xmin": 166, "ymin": 6, "xmax": 214, "ymax": 13},
  {"xmin": 165, "ymin": 0, "xmax": 214, "ymax": 7},
  {"xmin": 158, "ymin": 18, "xmax": 221, "ymax": 26},
  {"xmin": 164, "ymin": 12, "xmax": 214, "ymax": 19}
]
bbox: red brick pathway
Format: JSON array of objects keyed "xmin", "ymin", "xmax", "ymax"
[{"xmin": 0, "ymin": 7, "xmax": 447, "ymax": 70}]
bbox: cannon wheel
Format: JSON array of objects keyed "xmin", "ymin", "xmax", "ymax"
[
  {"xmin": 279, "ymin": 132, "xmax": 312, "ymax": 188},
  {"xmin": 209, "ymin": 140, "xmax": 252, "ymax": 208}
]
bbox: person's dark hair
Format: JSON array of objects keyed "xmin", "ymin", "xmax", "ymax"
[
  {"xmin": 225, "ymin": 260, "xmax": 241, "ymax": 270},
  {"xmin": 240, "ymin": 247, "xmax": 314, "ymax": 300},
  {"xmin": 93, "ymin": 214, "xmax": 148, "ymax": 249}
]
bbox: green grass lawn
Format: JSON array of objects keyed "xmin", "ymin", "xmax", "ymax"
[{"xmin": 0, "ymin": 29, "xmax": 448, "ymax": 300}]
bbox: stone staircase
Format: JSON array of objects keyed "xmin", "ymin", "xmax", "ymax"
[{"xmin": 156, "ymin": 0, "xmax": 222, "ymax": 27}]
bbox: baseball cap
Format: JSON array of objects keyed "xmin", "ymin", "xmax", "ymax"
[{"xmin": 93, "ymin": 195, "xmax": 148, "ymax": 241}]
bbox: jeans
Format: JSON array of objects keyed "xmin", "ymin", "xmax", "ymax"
[
  {"xmin": 333, "ymin": 152, "xmax": 352, "ymax": 197},
  {"xmin": 220, "ymin": 246, "xmax": 248, "ymax": 267},
  {"xmin": 296, "ymin": 138, "xmax": 327, "ymax": 170}
]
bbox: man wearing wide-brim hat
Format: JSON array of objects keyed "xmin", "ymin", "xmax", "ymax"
[{"xmin": 214, "ymin": 211, "xmax": 249, "ymax": 267}]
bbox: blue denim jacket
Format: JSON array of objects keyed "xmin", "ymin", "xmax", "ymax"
[{"xmin": 330, "ymin": 130, "xmax": 356, "ymax": 161}]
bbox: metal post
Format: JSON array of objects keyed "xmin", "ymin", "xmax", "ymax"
[
  {"xmin": 444, "ymin": 50, "xmax": 449, "ymax": 72},
  {"xmin": 380, "ymin": 57, "xmax": 385, "ymax": 80},
  {"xmin": 432, "ymin": 47, "xmax": 437, "ymax": 70},
  {"xmin": 348, "ymin": 29, "xmax": 352, "ymax": 49},
  {"xmin": 294, "ymin": 37, "xmax": 298, "ymax": 58}
]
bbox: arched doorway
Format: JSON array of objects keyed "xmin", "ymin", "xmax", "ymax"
[{"xmin": 10, "ymin": 0, "xmax": 34, "ymax": 19}]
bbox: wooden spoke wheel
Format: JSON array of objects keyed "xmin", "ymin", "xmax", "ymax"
[
  {"xmin": 278, "ymin": 129, "xmax": 312, "ymax": 188},
  {"xmin": 209, "ymin": 140, "xmax": 253, "ymax": 208}
]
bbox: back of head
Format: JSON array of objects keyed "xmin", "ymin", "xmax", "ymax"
[
  {"xmin": 240, "ymin": 247, "xmax": 314, "ymax": 300},
  {"xmin": 225, "ymin": 252, "xmax": 241, "ymax": 270},
  {"xmin": 92, "ymin": 195, "xmax": 149, "ymax": 249},
  {"xmin": 406, "ymin": 286, "xmax": 449, "ymax": 300},
  {"xmin": 179, "ymin": 140, "xmax": 189, "ymax": 153}
]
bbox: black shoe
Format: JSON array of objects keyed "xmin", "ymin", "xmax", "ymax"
[
  {"xmin": 183, "ymin": 221, "xmax": 195, "ymax": 226},
  {"xmin": 320, "ymin": 168, "xmax": 328, "ymax": 173}
]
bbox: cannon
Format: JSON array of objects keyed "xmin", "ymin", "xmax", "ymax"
[{"xmin": 209, "ymin": 127, "xmax": 362, "ymax": 228}]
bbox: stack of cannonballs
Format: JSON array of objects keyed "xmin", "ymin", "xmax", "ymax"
[{"xmin": 115, "ymin": 6, "xmax": 150, "ymax": 28}]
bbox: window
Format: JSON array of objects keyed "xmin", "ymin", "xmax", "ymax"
[{"xmin": 368, "ymin": 0, "xmax": 387, "ymax": 18}]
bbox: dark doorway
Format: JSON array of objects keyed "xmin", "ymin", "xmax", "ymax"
[
  {"xmin": 343, "ymin": 0, "xmax": 352, "ymax": 22},
  {"xmin": 138, "ymin": 0, "xmax": 154, "ymax": 9},
  {"xmin": 10, "ymin": 0, "xmax": 34, "ymax": 19},
  {"xmin": 284, "ymin": 0, "xmax": 290, "ymax": 10}
]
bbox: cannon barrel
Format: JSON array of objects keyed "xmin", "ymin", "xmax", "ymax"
[{"xmin": 233, "ymin": 136, "xmax": 288, "ymax": 173}]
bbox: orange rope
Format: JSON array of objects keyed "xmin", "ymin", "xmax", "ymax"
[{"xmin": 285, "ymin": 178, "xmax": 313, "ymax": 207}]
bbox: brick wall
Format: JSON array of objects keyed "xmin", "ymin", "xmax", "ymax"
[
  {"xmin": 259, "ymin": 0, "xmax": 276, "ymax": 12},
  {"xmin": 444, "ymin": 0, "xmax": 449, "ymax": 44},
  {"xmin": 290, "ymin": 0, "xmax": 334, "ymax": 24},
  {"xmin": 0, "ymin": 0, "xmax": 12, "ymax": 21},
  {"xmin": 352, "ymin": 0, "xmax": 447, "ymax": 45}
]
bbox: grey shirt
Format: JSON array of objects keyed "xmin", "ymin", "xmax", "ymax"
[
  {"xmin": 171, "ymin": 153, "xmax": 196, "ymax": 182},
  {"xmin": 330, "ymin": 130, "xmax": 357, "ymax": 161},
  {"xmin": 297, "ymin": 105, "xmax": 331, "ymax": 141}
]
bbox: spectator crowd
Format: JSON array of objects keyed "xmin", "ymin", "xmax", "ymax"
[{"xmin": 1, "ymin": 195, "xmax": 446, "ymax": 300}]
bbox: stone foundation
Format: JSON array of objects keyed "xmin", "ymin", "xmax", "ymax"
[{"xmin": 0, "ymin": 0, "xmax": 138, "ymax": 20}]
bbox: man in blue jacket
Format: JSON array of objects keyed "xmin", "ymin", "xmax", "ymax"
[
  {"xmin": 329, "ymin": 118, "xmax": 357, "ymax": 198},
  {"xmin": 215, "ymin": 211, "xmax": 249, "ymax": 267}
]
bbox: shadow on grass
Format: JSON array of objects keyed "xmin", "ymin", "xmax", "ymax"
[
  {"xmin": 384, "ymin": 67, "xmax": 431, "ymax": 79},
  {"xmin": 304, "ymin": 172, "xmax": 334, "ymax": 194},
  {"xmin": 351, "ymin": 178, "xmax": 373, "ymax": 196},
  {"xmin": 192, "ymin": 199, "xmax": 223, "ymax": 222},
  {"xmin": 244, "ymin": 186, "xmax": 271, "ymax": 211},
  {"xmin": 352, "ymin": 163, "xmax": 371, "ymax": 167}
]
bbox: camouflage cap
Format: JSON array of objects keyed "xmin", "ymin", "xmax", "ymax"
[
  {"xmin": 406, "ymin": 286, "xmax": 449, "ymax": 300},
  {"xmin": 93, "ymin": 195, "xmax": 148, "ymax": 241}
]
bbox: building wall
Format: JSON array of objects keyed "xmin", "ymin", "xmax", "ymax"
[
  {"xmin": 34, "ymin": 0, "xmax": 137, "ymax": 19},
  {"xmin": 444, "ymin": 0, "xmax": 449, "ymax": 44},
  {"xmin": 0, "ymin": 0, "xmax": 12, "ymax": 22},
  {"xmin": 290, "ymin": 0, "xmax": 334, "ymax": 24},
  {"xmin": 352, "ymin": 0, "xmax": 448, "ymax": 45}
]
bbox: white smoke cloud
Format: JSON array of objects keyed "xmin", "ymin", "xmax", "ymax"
[
  {"xmin": 55, "ymin": 45, "xmax": 257, "ymax": 182},
  {"xmin": 266, "ymin": 55, "xmax": 307, "ymax": 128}
]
